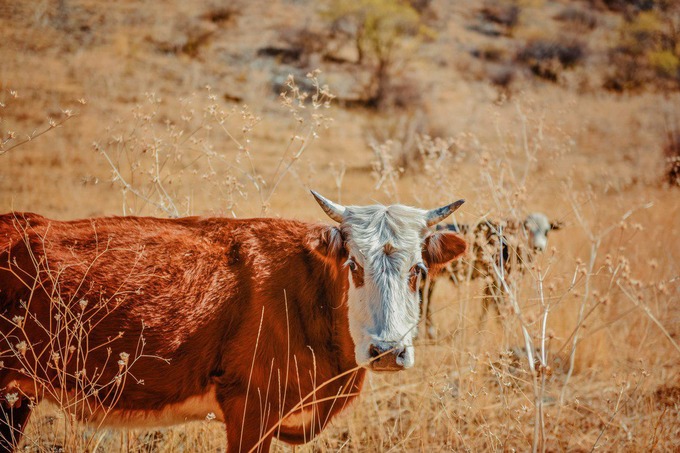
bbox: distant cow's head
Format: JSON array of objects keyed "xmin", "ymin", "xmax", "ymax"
[
  {"xmin": 311, "ymin": 191, "xmax": 466, "ymax": 372},
  {"xmin": 524, "ymin": 213, "xmax": 563, "ymax": 252}
]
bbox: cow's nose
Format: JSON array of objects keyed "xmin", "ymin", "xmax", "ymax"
[{"xmin": 368, "ymin": 344, "xmax": 406, "ymax": 372}]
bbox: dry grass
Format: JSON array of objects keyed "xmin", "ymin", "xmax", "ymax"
[{"xmin": 1, "ymin": 0, "xmax": 679, "ymax": 451}]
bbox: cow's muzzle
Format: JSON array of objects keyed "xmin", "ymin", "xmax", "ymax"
[{"xmin": 368, "ymin": 344, "xmax": 407, "ymax": 372}]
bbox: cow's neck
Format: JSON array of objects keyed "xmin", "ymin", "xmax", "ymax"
[
  {"xmin": 311, "ymin": 259, "xmax": 361, "ymax": 375},
  {"xmin": 272, "ymin": 247, "xmax": 365, "ymax": 441}
]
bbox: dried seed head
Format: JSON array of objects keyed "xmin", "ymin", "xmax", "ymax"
[
  {"xmin": 15, "ymin": 341, "xmax": 27, "ymax": 357},
  {"xmin": 5, "ymin": 393, "xmax": 19, "ymax": 407}
]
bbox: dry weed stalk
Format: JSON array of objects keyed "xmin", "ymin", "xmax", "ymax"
[
  {"xmin": 94, "ymin": 71, "xmax": 334, "ymax": 218},
  {"xmin": 369, "ymin": 139, "xmax": 402, "ymax": 200},
  {"xmin": 0, "ymin": 89, "xmax": 79, "ymax": 157}
]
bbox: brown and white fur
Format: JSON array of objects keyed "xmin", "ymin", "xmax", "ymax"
[{"xmin": 420, "ymin": 213, "xmax": 562, "ymax": 337}]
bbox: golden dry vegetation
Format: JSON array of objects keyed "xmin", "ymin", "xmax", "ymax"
[{"xmin": 1, "ymin": 0, "xmax": 679, "ymax": 451}]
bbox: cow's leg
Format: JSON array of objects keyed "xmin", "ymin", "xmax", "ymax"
[
  {"xmin": 480, "ymin": 283, "xmax": 501, "ymax": 329},
  {"xmin": 221, "ymin": 394, "xmax": 274, "ymax": 453},
  {"xmin": 425, "ymin": 279, "xmax": 437, "ymax": 339},
  {"xmin": 0, "ymin": 398, "xmax": 33, "ymax": 453},
  {"xmin": 422, "ymin": 277, "xmax": 437, "ymax": 339},
  {"xmin": 418, "ymin": 277, "xmax": 438, "ymax": 339},
  {"xmin": 417, "ymin": 283, "xmax": 425, "ymax": 338}
]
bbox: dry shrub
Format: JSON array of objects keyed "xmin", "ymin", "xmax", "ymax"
[
  {"xmin": 470, "ymin": 43, "xmax": 508, "ymax": 62},
  {"xmin": 554, "ymin": 6, "xmax": 598, "ymax": 31},
  {"xmin": 198, "ymin": 5, "xmax": 237, "ymax": 25},
  {"xmin": 469, "ymin": 44, "xmax": 515, "ymax": 97},
  {"xmin": 407, "ymin": 0, "xmax": 433, "ymax": 14},
  {"xmin": 258, "ymin": 26, "xmax": 332, "ymax": 69},
  {"xmin": 587, "ymin": 0, "xmax": 658, "ymax": 15},
  {"xmin": 663, "ymin": 130, "xmax": 680, "ymax": 186},
  {"xmin": 487, "ymin": 64, "xmax": 516, "ymax": 97},
  {"xmin": 322, "ymin": 0, "xmax": 431, "ymax": 110},
  {"xmin": 474, "ymin": 0, "xmax": 521, "ymax": 37},
  {"xmin": 364, "ymin": 109, "xmax": 456, "ymax": 177},
  {"xmin": 480, "ymin": 2, "xmax": 519, "ymax": 29},
  {"xmin": 604, "ymin": 8, "xmax": 680, "ymax": 92},
  {"xmin": 517, "ymin": 38, "xmax": 587, "ymax": 82}
]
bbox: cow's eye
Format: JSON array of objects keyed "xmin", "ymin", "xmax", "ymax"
[
  {"xmin": 416, "ymin": 262, "xmax": 428, "ymax": 277},
  {"xmin": 347, "ymin": 259, "xmax": 357, "ymax": 272}
]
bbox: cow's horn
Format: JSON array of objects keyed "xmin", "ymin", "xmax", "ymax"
[
  {"xmin": 426, "ymin": 199, "xmax": 465, "ymax": 227},
  {"xmin": 311, "ymin": 190, "xmax": 346, "ymax": 223}
]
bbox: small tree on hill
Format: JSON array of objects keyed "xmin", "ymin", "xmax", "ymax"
[{"xmin": 323, "ymin": 0, "xmax": 433, "ymax": 109}]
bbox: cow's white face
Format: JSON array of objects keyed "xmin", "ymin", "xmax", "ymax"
[
  {"xmin": 311, "ymin": 192, "xmax": 466, "ymax": 372},
  {"xmin": 524, "ymin": 213, "xmax": 560, "ymax": 252},
  {"xmin": 342, "ymin": 205, "xmax": 428, "ymax": 370}
]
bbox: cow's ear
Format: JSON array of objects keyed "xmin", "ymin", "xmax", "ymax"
[
  {"xmin": 423, "ymin": 231, "xmax": 466, "ymax": 271},
  {"xmin": 308, "ymin": 225, "xmax": 346, "ymax": 262},
  {"xmin": 550, "ymin": 221, "xmax": 564, "ymax": 230}
]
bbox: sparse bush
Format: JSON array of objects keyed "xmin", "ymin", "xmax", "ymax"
[
  {"xmin": 587, "ymin": 0, "xmax": 657, "ymax": 15},
  {"xmin": 487, "ymin": 64, "xmax": 516, "ymax": 97},
  {"xmin": 322, "ymin": 0, "xmax": 432, "ymax": 109},
  {"xmin": 364, "ymin": 109, "xmax": 452, "ymax": 174},
  {"xmin": 199, "ymin": 6, "xmax": 237, "ymax": 25},
  {"xmin": 406, "ymin": 0, "xmax": 433, "ymax": 14},
  {"xmin": 554, "ymin": 6, "xmax": 598, "ymax": 31},
  {"xmin": 470, "ymin": 43, "xmax": 508, "ymax": 62},
  {"xmin": 648, "ymin": 50, "xmax": 680, "ymax": 77},
  {"xmin": 475, "ymin": 0, "xmax": 521, "ymax": 37},
  {"xmin": 480, "ymin": 1, "xmax": 520, "ymax": 29},
  {"xmin": 280, "ymin": 27, "xmax": 329, "ymax": 63},
  {"xmin": 604, "ymin": 8, "xmax": 680, "ymax": 91},
  {"xmin": 517, "ymin": 38, "xmax": 586, "ymax": 82},
  {"xmin": 664, "ymin": 131, "xmax": 680, "ymax": 186},
  {"xmin": 258, "ymin": 27, "xmax": 332, "ymax": 68}
]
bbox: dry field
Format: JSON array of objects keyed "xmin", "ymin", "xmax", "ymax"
[{"xmin": 1, "ymin": 0, "xmax": 679, "ymax": 451}]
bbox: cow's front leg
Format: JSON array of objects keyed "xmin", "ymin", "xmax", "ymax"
[{"xmin": 220, "ymin": 393, "xmax": 274, "ymax": 453}]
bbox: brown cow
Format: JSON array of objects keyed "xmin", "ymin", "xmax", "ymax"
[{"xmin": 0, "ymin": 192, "xmax": 466, "ymax": 452}]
